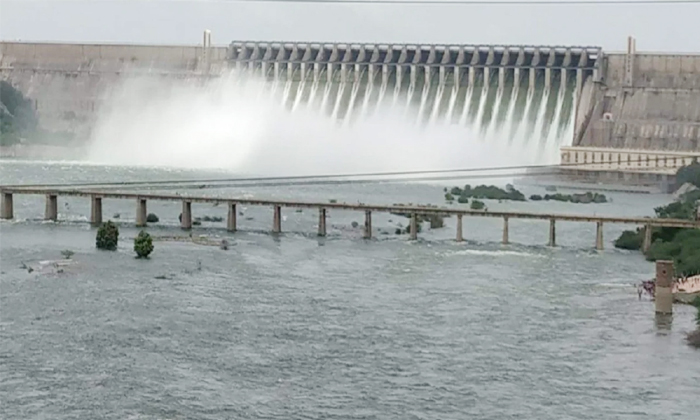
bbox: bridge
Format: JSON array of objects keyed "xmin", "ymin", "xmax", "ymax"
[{"xmin": 1, "ymin": 187, "xmax": 697, "ymax": 252}]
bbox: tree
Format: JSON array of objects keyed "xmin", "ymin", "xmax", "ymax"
[
  {"xmin": 96, "ymin": 221, "xmax": 119, "ymax": 250},
  {"xmin": 134, "ymin": 230, "xmax": 154, "ymax": 258},
  {"xmin": 676, "ymin": 160, "xmax": 700, "ymax": 189}
]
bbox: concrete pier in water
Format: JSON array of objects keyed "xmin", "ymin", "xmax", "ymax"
[
  {"xmin": 549, "ymin": 219, "xmax": 557, "ymax": 247},
  {"xmin": 318, "ymin": 208, "xmax": 327, "ymax": 237},
  {"xmin": 44, "ymin": 194, "xmax": 58, "ymax": 221},
  {"xmin": 595, "ymin": 221, "xmax": 604, "ymax": 251},
  {"xmin": 181, "ymin": 201, "xmax": 192, "ymax": 230},
  {"xmin": 1, "ymin": 192, "xmax": 12, "ymax": 220},
  {"xmin": 364, "ymin": 211, "xmax": 372, "ymax": 239},
  {"xmin": 90, "ymin": 196, "xmax": 102, "ymax": 226},
  {"xmin": 642, "ymin": 224, "xmax": 653, "ymax": 253},
  {"xmin": 273, "ymin": 205, "xmax": 282, "ymax": 234},
  {"xmin": 410, "ymin": 214, "xmax": 418, "ymax": 241},
  {"xmin": 136, "ymin": 199, "xmax": 147, "ymax": 227},
  {"xmin": 227, "ymin": 203, "xmax": 237, "ymax": 232},
  {"xmin": 655, "ymin": 260, "xmax": 674, "ymax": 315},
  {"xmin": 456, "ymin": 214, "xmax": 463, "ymax": 242}
]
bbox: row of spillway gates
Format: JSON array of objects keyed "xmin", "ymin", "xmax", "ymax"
[{"xmin": 1, "ymin": 35, "xmax": 699, "ymax": 191}]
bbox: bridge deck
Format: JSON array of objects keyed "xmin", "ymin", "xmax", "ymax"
[{"xmin": 2, "ymin": 187, "xmax": 697, "ymax": 228}]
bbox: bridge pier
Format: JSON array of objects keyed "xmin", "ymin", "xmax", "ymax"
[
  {"xmin": 181, "ymin": 200, "xmax": 192, "ymax": 230},
  {"xmin": 44, "ymin": 194, "xmax": 58, "ymax": 221},
  {"xmin": 227, "ymin": 203, "xmax": 237, "ymax": 232},
  {"xmin": 273, "ymin": 205, "xmax": 281, "ymax": 233},
  {"xmin": 410, "ymin": 213, "xmax": 418, "ymax": 240},
  {"xmin": 456, "ymin": 214, "xmax": 463, "ymax": 242},
  {"xmin": 595, "ymin": 221, "xmax": 604, "ymax": 250},
  {"xmin": 318, "ymin": 208, "xmax": 327, "ymax": 237},
  {"xmin": 364, "ymin": 210, "xmax": 372, "ymax": 239},
  {"xmin": 643, "ymin": 224, "xmax": 653, "ymax": 253},
  {"xmin": 136, "ymin": 198, "xmax": 147, "ymax": 227},
  {"xmin": 502, "ymin": 217, "xmax": 509, "ymax": 245},
  {"xmin": 90, "ymin": 196, "xmax": 102, "ymax": 226},
  {"xmin": 548, "ymin": 219, "xmax": 556, "ymax": 247},
  {"xmin": 655, "ymin": 260, "xmax": 674, "ymax": 315},
  {"xmin": 1, "ymin": 192, "xmax": 13, "ymax": 220}
]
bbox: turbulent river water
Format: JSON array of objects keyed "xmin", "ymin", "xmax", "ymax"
[{"xmin": 1, "ymin": 160, "xmax": 699, "ymax": 419}]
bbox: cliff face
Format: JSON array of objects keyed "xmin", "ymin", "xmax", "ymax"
[{"xmin": 575, "ymin": 53, "xmax": 700, "ymax": 152}]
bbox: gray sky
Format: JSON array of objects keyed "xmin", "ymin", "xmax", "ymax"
[{"xmin": 1, "ymin": 0, "xmax": 698, "ymax": 52}]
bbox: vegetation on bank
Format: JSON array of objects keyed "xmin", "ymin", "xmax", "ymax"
[
  {"xmin": 0, "ymin": 81, "xmax": 74, "ymax": 147},
  {"xmin": 1, "ymin": 81, "xmax": 39, "ymax": 146},
  {"xmin": 676, "ymin": 161, "xmax": 700, "ymax": 190},
  {"xmin": 614, "ymin": 163, "xmax": 700, "ymax": 277}
]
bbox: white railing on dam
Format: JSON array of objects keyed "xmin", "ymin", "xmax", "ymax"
[{"xmin": 560, "ymin": 146, "xmax": 700, "ymax": 174}]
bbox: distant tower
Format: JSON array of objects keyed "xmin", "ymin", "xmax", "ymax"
[
  {"xmin": 201, "ymin": 30, "xmax": 212, "ymax": 74},
  {"xmin": 624, "ymin": 36, "xmax": 636, "ymax": 88}
]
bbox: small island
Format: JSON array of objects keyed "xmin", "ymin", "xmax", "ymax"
[
  {"xmin": 443, "ymin": 183, "xmax": 607, "ymax": 205},
  {"xmin": 530, "ymin": 192, "xmax": 608, "ymax": 204},
  {"xmin": 444, "ymin": 184, "xmax": 526, "ymax": 203}
]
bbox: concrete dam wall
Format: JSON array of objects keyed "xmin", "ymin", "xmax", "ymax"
[
  {"xmin": 0, "ymin": 41, "xmax": 228, "ymax": 139},
  {"xmin": 4, "ymin": 38, "xmax": 700, "ymax": 174},
  {"xmin": 574, "ymin": 43, "xmax": 700, "ymax": 153},
  {"xmin": 1, "ymin": 41, "xmax": 601, "ymax": 156}
]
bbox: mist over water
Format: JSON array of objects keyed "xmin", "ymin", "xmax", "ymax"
[{"xmin": 85, "ymin": 70, "xmax": 574, "ymax": 176}]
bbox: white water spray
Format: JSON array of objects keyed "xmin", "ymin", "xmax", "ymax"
[{"xmin": 85, "ymin": 69, "xmax": 574, "ymax": 175}]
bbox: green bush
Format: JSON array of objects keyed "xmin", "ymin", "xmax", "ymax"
[
  {"xmin": 470, "ymin": 200, "xmax": 486, "ymax": 210},
  {"xmin": 642, "ymin": 217, "xmax": 700, "ymax": 277},
  {"xmin": 146, "ymin": 213, "xmax": 159, "ymax": 223},
  {"xmin": 445, "ymin": 193, "xmax": 454, "ymax": 202},
  {"xmin": 614, "ymin": 229, "xmax": 643, "ymax": 250},
  {"xmin": 134, "ymin": 230, "xmax": 154, "ymax": 258},
  {"xmin": 96, "ymin": 221, "xmax": 119, "ymax": 250},
  {"xmin": 427, "ymin": 215, "xmax": 444, "ymax": 229},
  {"xmin": 676, "ymin": 160, "xmax": 700, "ymax": 189}
]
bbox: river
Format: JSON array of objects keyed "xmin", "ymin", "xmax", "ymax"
[{"xmin": 1, "ymin": 160, "xmax": 699, "ymax": 419}]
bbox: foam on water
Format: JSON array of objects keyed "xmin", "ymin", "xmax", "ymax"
[{"xmin": 446, "ymin": 249, "xmax": 546, "ymax": 259}]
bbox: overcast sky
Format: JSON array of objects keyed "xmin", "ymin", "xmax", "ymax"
[{"xmin": 1, "ymin": 0, "xmax": 698, "ymax": 53}]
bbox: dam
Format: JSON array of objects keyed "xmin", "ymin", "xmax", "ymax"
[{"xmin": 1, "ymin": 34, "xmax": 699, "ymax": 188}]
